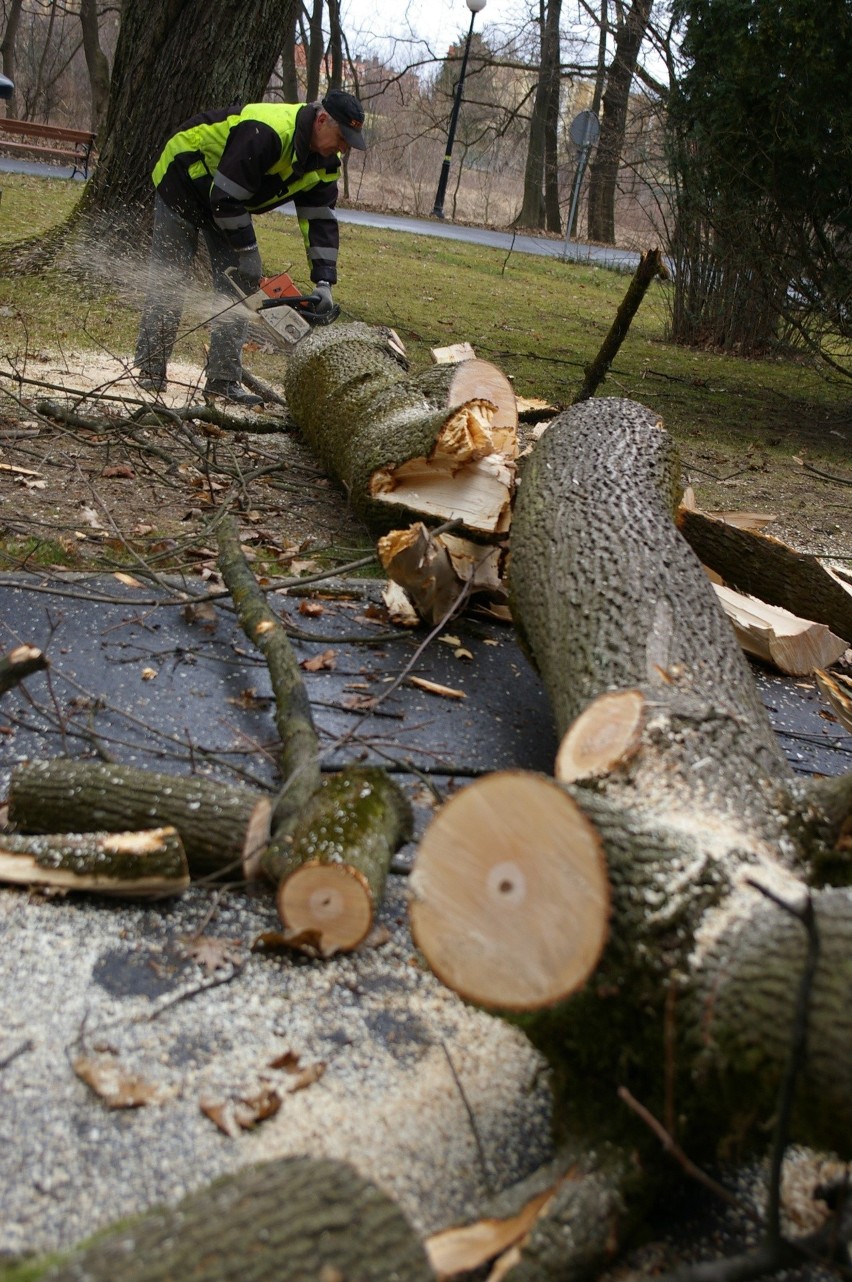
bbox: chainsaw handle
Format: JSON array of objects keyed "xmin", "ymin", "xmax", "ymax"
[{"xmin": 258, "ymin": 294, "xmax": 316, "ymax": 310}]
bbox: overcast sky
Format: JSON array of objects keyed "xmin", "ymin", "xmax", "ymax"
[{"xmin": 340, "ymin": 0, "xmax": 529, "ymax": 62}]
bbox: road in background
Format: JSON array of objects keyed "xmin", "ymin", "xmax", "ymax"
[{"xmin": 0, "ymin": 153, "xmax": 642, "ymax": 271}]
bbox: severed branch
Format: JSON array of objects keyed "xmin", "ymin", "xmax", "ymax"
[
  {"xmin": 573, "ymin": 248, "xmax": 669, "ymax": 403},
  {"xmin": 216, "ymin": 512, "xmax": 321, "ymax": 834}
]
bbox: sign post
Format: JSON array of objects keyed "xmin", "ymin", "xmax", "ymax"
[{"xmin": 564, "ymin": 110, "xmax": 600, "ymax": 254}]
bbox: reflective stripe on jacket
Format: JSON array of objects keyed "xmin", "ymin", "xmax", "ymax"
[{"xmin": 152, "ymin": 102, "xmax": 340, "ymax": 285}]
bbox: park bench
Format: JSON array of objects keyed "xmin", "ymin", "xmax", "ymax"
[{"xmin": 0, "ymin": 118, "xmax": 96, "ymax": 178}]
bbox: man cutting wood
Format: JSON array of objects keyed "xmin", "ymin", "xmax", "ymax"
[{"xmin": 134, "ymin": 89, "xmax": 366, "ymax": 407}]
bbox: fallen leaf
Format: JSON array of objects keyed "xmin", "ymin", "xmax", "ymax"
[
  {"xmin": 301, "ymin": 648, "xmax": 337, "ymax": 672},
  {"xmin": 102, "ymin": 463, "xmax": 135, "ymax": 479},
  {"xmin": 183, "ymin": 601, "xmax": 217, "ymax": 630},
  {"xmin": 199, "ymin": 1095, "xmax": 240, "ymax": 1138},
  {"xmin": 286, "ymin": 1062, "xmax": 326, "ymax": 1093},
  {"xmin": 298, "ymin": 600, "xmax": 325, "ymax": 617},
  {"xmin": 181, "ymin": 935, "xmax": 244, "ymax": 974},
  {"xmin": 73, "ymin": 1055, "xmax": 163, "ymax": 1109},
  {"xmin": 141, "ymin": 666, "xmax": 158, "ymax": 681},
  {"xmin": 233, "ymin": 1086, "xmax": 282, "ymax": 1128}
]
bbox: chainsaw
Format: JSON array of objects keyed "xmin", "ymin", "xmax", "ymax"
[{"xmin": 224, "ymin": 268, "xmax": 341, "ymax": 352}]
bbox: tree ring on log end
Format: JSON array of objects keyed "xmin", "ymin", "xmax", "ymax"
[
  {"xmin": 278, "ymin": 861, "xmax": 373, "ymax": 956},
  {"xmin": 555, "ymin": 689, "xmax": 646, "ymax": 784},
  {"xmin": 409, "ymin": 771, "xmax": 610, "ymax": 1011}
]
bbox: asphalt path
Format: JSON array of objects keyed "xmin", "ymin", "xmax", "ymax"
[{"xmin": 0, "ymin": 153, "xmax": 642, "ymax": 271}]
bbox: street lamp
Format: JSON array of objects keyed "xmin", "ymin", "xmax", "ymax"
[{"xmin": 432, "ymin": 0, "xmax": 486, "ymax": 219}]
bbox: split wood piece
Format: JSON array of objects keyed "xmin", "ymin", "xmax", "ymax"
[
  {"xmin": 555, "ymin": 689, "xmax": 645, "ymax": 784},
  {"xmin": 815, "ymin": 668, "xmax": 852, "ymax": 734},
  {"xmin": 572, "ymin": 248, "xmax": 669, "ymax": 403},
  {"xmin": 0, "ymin": 827, "xmax": 189, "ymax": 896},
  {"xmin": 432, "ymin": 340, "xmax": 477, "ymax": 364},
  {"xmin": 0, "ymin": 643, "xmax": 48, "ymax": 696},
  {"xmin": 264, "ymin": 766, "xmax": 413, "ymax": 957},
  {"xmin": 216, "ymin": 512, "xmax": 320, "ymax": 833},
  {"xmin": 8, "ymin": 760, "xmax": 271, "ymax": 881},
  {"xmin": 34, "ymin": 1155, "xmax": 432, "ymax": 1282},
  {"xmin": 713, "ymin": 582, "xmax": 848, "ymax": 675},
  {"xmin": 409, "ymin": 771, "xmax": 609, "ymax": 1011},
  {"xmin": 678, "ymin": 506, "xmax": 852, "ymax": 642},
  {"xmin": 283, "ymin": 321, "xmax": 517, "ymax": 537},
  {"xmin": 680, "ymin": 487, "xmax": 778, "ymax": 531},
  {"xmin": 378, "ymin": 522, "xmax": 506, "ymax": 627}
]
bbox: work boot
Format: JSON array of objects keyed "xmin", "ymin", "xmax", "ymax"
[
  {"xmin": 137, "ymin": 372, "xmax": 165, "ymax": 393},
  {"xmin": 204, "ymin": 379, "xmax": 263, "ymax": 408}
]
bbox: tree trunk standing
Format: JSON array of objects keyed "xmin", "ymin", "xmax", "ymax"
[
  {"xmin": 279, "ymin": 8, "xmax": 300, "ymax": 100},
  {"xmin": 76, "ymin": 0, "xmax": 296, "ymax": 232},
  {"xmin": 79, "ymin": 0, "xmax": 111, "ymax": 135},
  {"xmin": 541, "ymin": 0, "xmax": 563, "ymax": 234},
  {"xmin": 586, "ymin": 0, "xmax": 653, "ymax": 244},
  {"xmin": 0, "ymin": 0, "xmax": 23, "ymax": 118},
  {"xmin": 305, "ymin": 0, "xmax": 325, "ymax": 101},
  {"xmin": 327, "ymin": 0, "xmax": 343, "ymax": 90},
  {"xmin": 514, "ymin": 0, "xmax": 547, "ymax": 229}
]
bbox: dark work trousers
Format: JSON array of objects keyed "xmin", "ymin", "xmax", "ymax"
[{"xmin": 134, "ymin": 194, "xmax": 256, "ymax": 385}]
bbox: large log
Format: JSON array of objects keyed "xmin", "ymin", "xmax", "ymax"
[
  {"xmin": 413, "ymin": 397, "xmax": 852, "ymax": 1279},
  {"xmin": 30, "ymin": 1156, "xmax": 433, "ymax": 1282},
  {"xmin": 283, "ymin": 322, "xmax": 518, "ymax": 539},
  {"xmin": 8, "ymin": 760, "xmax": 272, "ymax": 880}
]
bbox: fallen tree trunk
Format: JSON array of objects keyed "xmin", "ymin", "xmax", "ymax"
[
  {"xmin": 7, "ymin": 761, "xmax": 271, "ymax": 880},
  {"xmin": 31, "ymin": 1155, "xmax": 432, "ymax": 1282},
  {"xmin": 283, "ymin": 322, "xmax": 518, "ymax": 540},
  {"xmin": 0, "ymin": 826, "xmax": 189, "ymax": 896},
  {"xmin": 412, "ymin": 397, "xmax": 852, "ymax": 1279}
]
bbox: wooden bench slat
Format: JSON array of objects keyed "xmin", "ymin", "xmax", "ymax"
[{"xmin": 0, "ymin": 118, "xmax": 95, "ymax": 145}]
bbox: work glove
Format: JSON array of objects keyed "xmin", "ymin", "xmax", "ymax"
[
  {"xmin": 310, "ymin": 281, "xmax": 334, "ymax": 316},
  {"xmin": 234, "ymin": 245, "xmax": 263, "ymax": 292}
]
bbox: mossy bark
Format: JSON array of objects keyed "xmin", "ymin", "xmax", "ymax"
[
  {"xmin": 0, "ymin": 827, "xmax": 189, "ymax": 895},
  {"xmin": 33, "ymin": 1156, "xmax": 432, "ymax": 1282},
  {"xmin": 283, "ymin": 321, "xmax": 514, "ymax": 537},
  {"xmin": 8, "ymin": 761, "xmax": 271, "ymax": 880},
  {"xmin": 216, "ymin": 513, "xmax": 320, "ymax": 833},
  {"xmin": 264, "ymin": 765, "xmax": 413, "ymax": 954}
]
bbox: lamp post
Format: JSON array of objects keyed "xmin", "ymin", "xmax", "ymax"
[{"xmin": 432, "ymin": 0, "xmax": 486, "ymax": 219}]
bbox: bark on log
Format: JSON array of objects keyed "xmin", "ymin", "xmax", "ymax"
[
  {"xmin": 0, "ymin": 827, "xmax": 189, "ymax": 895},
  {"xmin": 8, "ymin": 760, "xmax": 271, "ymax": 880},
  {"xmin": 35, "ymin": 1155, "xmax": 432, "ymax": 1282},
  {"xmin": 216, "ymin": 512, "xmax": 320, "ymax": 834},
  {"xmin": 413, "ymin": 397, "xmax": 852, "ymax": 1278},
  {"xmin": 267, "ymin": 765, "xmax": 413, "ymax": 956},
  {"xmin": 283, "ymin": 322, "xmax": 518, "ymax": 538},
  {"xmin": 678, "ymin": 507, "xmax": 852, "ymax": 642},
  {"xmin": 0, "ymin": 643, "xmax": 48, "ymax": 695}
]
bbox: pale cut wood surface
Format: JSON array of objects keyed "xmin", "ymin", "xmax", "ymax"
[
  {"xmin": 713, "ymin": 582, "xmax": 848, "ymax": 674},
  {"xmin": 409, "ymin": 771, "xmax": 610, "ymax": 1011},
  {"xmin": 555, "ymin": 689, "xmax": 646, "ymax": 783},
  {"xmin": 277, "ymin": 862, "xmax": 374, "ymax": 956}
]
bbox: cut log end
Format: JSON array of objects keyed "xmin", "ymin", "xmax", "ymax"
[
  {"xmin": 409, "ymin": 771, "xmax": 610, "ymax": 1011},
  {"xmin": 241, "ymin": 795, "xmax": 274, "ymax": 880},
  {"xmin": 555, "ymin": 689, "xmax": 646, "ymax": 784},
  {"xmin": 276, "ymin": 861, "xmax": 374, "ymax": 957}
]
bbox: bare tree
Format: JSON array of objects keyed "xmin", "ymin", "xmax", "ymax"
[
  {"xmin": 79, "ymin": 0, "xmax": 110, "ymax": 133},
  {"xmin": 514, "ymin": 0, "xmax": 562, "ymax": 230},
  {"xmin": 586, "ymin": 0, "xmax": 655, "ymax": 244},
  {"xmin": 0, "ymin": 0, "xmax": 24, "ymax": 117}
]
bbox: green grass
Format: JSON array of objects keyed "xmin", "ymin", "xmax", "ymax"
[{"xmin": 0, "ymin": 171, "xmax": 849, "ymax": 470}]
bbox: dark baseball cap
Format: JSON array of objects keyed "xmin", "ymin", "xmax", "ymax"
[{"xmin": 322, "ymin": 89, "xmax": 366, "ymax": 151}]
